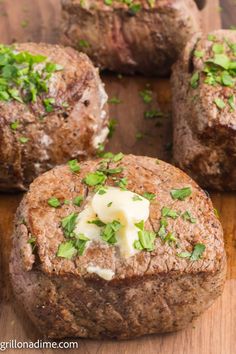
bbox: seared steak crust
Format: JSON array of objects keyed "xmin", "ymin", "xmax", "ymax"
[
  {"xmin": 0, "ymin": 43, "xmax": 108, "ymax": 191},
  {"xmin": 172, "ymin": 30, "xmax": 236, "ymax": 190},
  {"xmin": 10, "ymin": 155, "xmax": 226, "ymax": 339},
  {"xmin": 61, "ymin": 0, "xmax": 201, "ymax": 76}
]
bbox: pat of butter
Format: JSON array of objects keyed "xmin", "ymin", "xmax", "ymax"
[
  {"xmin": 87, "ymin": 265, "xmax": 114, "ymax": 281},
  {"xmin": 75, "ymin": 186, "xmax": 150, "ymax": 258}
]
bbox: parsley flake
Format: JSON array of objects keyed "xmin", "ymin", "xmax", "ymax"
[
  {"xmin": 170, "ymin": 187, "xmax": 192, "ymax": 201},
  {"xmin": 68, "ymin": 159, "xmax": 80, "ymax": 173},
  {"xmin": 48, "ymin": 197, "xmax": 61, "ymax": 208}
]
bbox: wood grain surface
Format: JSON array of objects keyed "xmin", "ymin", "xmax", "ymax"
[{"xmin": 0, "ymin": 1, "xmax": 235, "ymax": 354}]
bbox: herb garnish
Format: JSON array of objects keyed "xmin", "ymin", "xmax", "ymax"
[
  {"xmin": 27, "ymin": 236, "xmax": 36, "ymax": 251},
  {"xmin": 181, "ymin": 211, "xmax": 197, "ymax": 224},
  {"xmin": 68, "ymin": 159, "xmax": 80, "ymax": 173},
  {"xmin": 116, "ymin": 177, "xmax": 128, "ymax": 189},
  {"xmin": 144, "ymin": 109, "xmax": 163, "ymax": 119},
  {"xmin": 163, "ymin": 232, "xmax": 176, "ymax": 245},
  {"xmin": 57, "ymin": 241, "xmax": 77, "ymax": 259},
  {"xmin": 139, "ymin": 89, "xmax": 152, "ymax": 104},
  {"xmin": 191, "ymin": 37, "xmax": 236, "ymax": 110},
  {"xmin": 83, "ymin": 171, "xmax": 107, "ymax": 186},
  {"xmin": 73, "ymin": 196, "xmax": 84, "ymax": 207},
  {"xmin": 157, "ymin": 217, "xmax": 168, "ymax": 239},
  {"xmin": 178, "ymin": 243, "xmax": 206, "ymax": 261},
  {"xmin": 61, "ymin": 212, "xmax": 78, "ymax": 237},
  {"xmin": 170, "ymin": 187, "xmax": 192, "ymax": 201},
  {"xmin": 161, "ymin": 206, "xmax": 179, "ymax": 219},
  {"xmin": 48, "ymin": 197, "xmax": 61, "ymax": 208},
  {"xmin": 10, "ymin": 120, "xmax": 20, "ymax": 130},
  {"xmin": 88, "ymin": 219, "xmax": 106, "ymax": 227},
  {"xmin": 143, "ymin": 192, "xmax": 156, "ymax": 201},
  {"xmin": 132, "ymin": 195, "xmax": 143, "ymax": 201},
  {"xmin": 19, "ymin": 136, "xmax": 29, "ymax": 144},
  {"xmin": 108, "ymin": 96, "xmax": 122, "ymax": 104},
  {"xmin": 57, "ymin": 212, "xmax": 90, "ymax": 259},
  {"xmin": 190, "ymin": 71, "xmax": 199, "ymax": 89},
  {"xmin": 108, "ymin": 118, "xmax": 117, "ymax": 138},
  {"xmin": 101, "ymin": 220, "xmax": 122, "ymax": 244},
  {"xmin": 134, "ymin": 220, "xmax": 156, "ymax": 251},
  {"xmin": 0, "ymin": 44, "xmax": 63, "ymax": 105}
]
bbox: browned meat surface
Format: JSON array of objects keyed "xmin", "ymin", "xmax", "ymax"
[
  {"xmin": 10, "ymin": 154, "xmax": 226, "ymax": 339},
  {"xmin": 0, "ymin": 43, "xmax": 109, "ymax": 191},
  {"xmin": 172, "ymin": 30, "xmax": 236, "ymax": 191},
  {"xmin": 61, "ymin": 0, "xmax": 201, "ymax": 76}
]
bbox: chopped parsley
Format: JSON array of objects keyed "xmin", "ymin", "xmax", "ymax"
[
  {"xmin": 178, "ymin": 243, "xmax": 206, "ymax": 261},
  {"xmin": 98, "ymin": 166, "xmax": 123, "ymax": 175},
  {"xmin": 21, "ymin": 20, "xmax": 28, "ymax": 28},
  {"xmin": 181, "ymin": 211, "xmax": 197, "ymax": 223},
  {"xmin": 43, "ymin": 97, "xmax": 55, "ymax": 112},
  {"xmin": 57, "ymin": 241, "xmax": 77, "ymax": 259},
  {"xmin": 129, "ymin": 3, "xmax": 141, "ymax": 14},
  {"xmin": 108, "ymin": 118, "xmax": 117, "ymax": 138},
  {"xmin": 163, "ymin": 232, "xmax": 176, "ymax": 245},
  {"xmin": 101, "ymin": 220, "xmax": 121, "ymax": 244},
  {"xmin": 0, "ymin": 44, "xmax": 63, "ymax": 105},
  {"xmin": 190, "ymin": 38, "xmax": 236, "ymax": 110},
  {"xmin": 207, "ymin": 34, "xmax": 216, "ymax": 42},
  {"xmin": 116, "ymin": 177, "xmax": 128, "ymax": 189},
  {"xmin": 108, "ymin": 96, "xmax": 122, "ymax": 104},
  {"xmin": 113, "ymin": 152, "xmax": 124, "ymax": 162},
  {"xmin": 214, "ymin": 208, "xmax": 219, "ymax": 218},
  {"xmin": 10, "ymin": 120, "xmax": 20, "ymax": 130},
  {"xmin": 143, "ymin": 192, "xmax": 156, "ymax": 201},
  {"xmin": 73, "ymin": 196, "xmax": 84, "ymax": 207},
  {"xmin": 88, "ymin": 219, "xmax": 106, "ymax": 227},
  {"xmin": 58, "ymin": 213, "xmax": 90, "ymax": 258},
  {"xmin": 19, "ymin": 136, "xmax": 29, "ymax": 144},
  {"xmin": 134, "ymin": 220, "xmax": 156, "ymax": 251},
  {"xmin": 157, "ymin": 217, "xmax": 168, "ymax": 239},
  {"xmin": 194, "ymin": 50, "xmax": 204, "ymax": 58},
  {"xmin": 132, "ymin": 195, "xmax": 143, "ymax": 201},
  {"xmin": 190, "ymin": 71, "xmax": 199, "ymax": 89},
  {"xmin": 136, "ymin": 132, "xmax": 143, "ymax": 140},
  {"xmin": 61, "ymin": 212, "xmax": 78, "ymax": 237},
  {"xmin": 139, "ymin": 89, "xmax": 152, "ymax": 104},
  {"xmin": 74, "ymin": 233, "xmax": 90, "ymax": 256},
  {"xmin": 144, "ymin": 109, "xmax": 164, "ymax": 119},
  {"xmin": 27, "ymin": 236, "xmax": 36, "ymax": 252},
  {"xmin": 228, "ymin": 95, "xmax": 235, "ymax": 110},
  {"xmin": 48, "ymin": 197, "xmax": 61, "ymax": 208},
  {"xmin": 190, "ymin": 243, "xmax": 206, "ymax": 261},
  {"xmin": 214, "ymin": 98, "xmax": 226, "ymax": 110},
  {"xmin": 78, "ymin": 39, "xmax": 90, "ymax": 48},
  {"xmin": 97, "ymin": 186, "xmax": 107, "ymax": 195},
  {"xmin": 104, "ymin": 0, "xmax": 154, "ymax": 12},
  {"xmin": 83, "ymin": 171, "xmax": 107, "ymax": 186},
  {"xmin": 68, "ymin": 159, "xmax": 80, "ymax": 173},
  {"xmin": 170, "ymin": 187, "xmax": 192, "ymax": 201},
  {"xmin": 161, "ymin": 206, "xmax": 179, "ymax": 219}
]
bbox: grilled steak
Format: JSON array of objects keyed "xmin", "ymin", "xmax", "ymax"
[
  {"xmin": 61, "ymin": 0, "xmax": 201, "ymax": 76},
  {"xmin": 172, "ymin": 30, "xmax": 236, "ymax": 190},
  {"xmin": 10, "ymin": 154, "xmax": 226, "ymax": 339},
  {"xmin": 0, "ymin": 43, "xmax": 108, "ymax": 191}
]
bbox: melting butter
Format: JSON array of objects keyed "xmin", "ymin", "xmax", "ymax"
[
  {"xmin": 87, "ymin": 265, "xmax": 114, "ymax": 281},
  {"xmin": 75, "ymin": 186, "xmax": 150, "ymax": 258}
]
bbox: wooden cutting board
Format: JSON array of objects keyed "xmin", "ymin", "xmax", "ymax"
[{"xmin": 0, "ymin": 1, "xmax": 235, "ymax": 353}]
